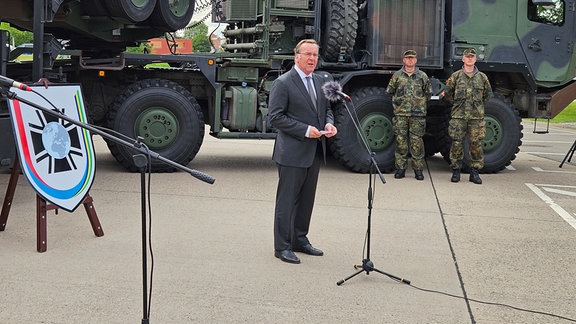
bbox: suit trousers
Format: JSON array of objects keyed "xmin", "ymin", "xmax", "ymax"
[{"xmin": 273, "ymin": 153, "xmax": 321, "ymax": 251}]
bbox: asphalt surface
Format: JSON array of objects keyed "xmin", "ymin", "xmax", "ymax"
[{"xmin": 1, "ymin": 121, "xmax": 576, "ymax": 323}]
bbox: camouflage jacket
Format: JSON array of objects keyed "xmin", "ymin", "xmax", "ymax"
[
  {"xmin": 386, "ymin": 67, "xmax": 431, "ymax": 116},
  {"xmin": 444, "ymin": 67, "xmax": 493, "ymax": 119}
]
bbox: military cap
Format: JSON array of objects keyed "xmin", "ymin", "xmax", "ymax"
[
  {"xmin": 463, "ymin": 48, "xmax": 476, "ymax": 57},
  {"xmin": 403, "ymin": 50, "xmax": 417, "ymax": 58}
]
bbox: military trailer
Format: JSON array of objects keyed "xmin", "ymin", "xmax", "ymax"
[{"xmin": 0, "ymin": 0, "xmax": 574, "ymax": 173}]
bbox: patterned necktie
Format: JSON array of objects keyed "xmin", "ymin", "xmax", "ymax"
[{"xmin": 305, "ymin": 76, "xmax": 317, "ymax": 110}]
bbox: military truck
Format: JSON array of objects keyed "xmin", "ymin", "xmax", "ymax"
[{"xmin": 1, "ymin": 0, "xmax": 574, "ymax": 173}]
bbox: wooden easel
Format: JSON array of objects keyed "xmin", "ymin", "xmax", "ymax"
[{"xmin": 0, "ymin": 157, "xmax": 104, "ymax": 252}]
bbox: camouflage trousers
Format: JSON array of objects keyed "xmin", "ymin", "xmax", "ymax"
[
  {"xmin": 393, "ymin": 115, "xmax": 425, "ymax": 170},
  {"xmin": 449, "ymin": 118, "xmax": 485, "ymax": 170}
]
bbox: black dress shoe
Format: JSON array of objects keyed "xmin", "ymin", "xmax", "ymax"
[
  {"xmin": 394, "ymin": 169, "xmax": 405, "ymax": 179},
  {"xmin": 293, "ymin": 244, "xmax": 324, "ymax": 256},
  {"xmin": 414, "ymin": 169, "xmax": 424, "ymax": 180},
  {"xmin": 275, "ymin": 250, "xmax": 300, "ymax": 264}
]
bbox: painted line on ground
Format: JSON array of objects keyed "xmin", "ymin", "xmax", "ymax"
[
  {"xmin": 522, "ymin": 140, "xmax": 573, "ymax": 144},
  {"xmin": 532, "ymin": 167, "xmax": 576, "ymax": 173},
  {"xmin": 535, "ymin": 184, "xmax": 576, "ymax": 189},
  {"xmin": 521, "ymin": 152, "xmax": 566, "ymax": 156},
  {"xmin": 542, "ymin": 187, "xmax": 576, "ymax": 197},
  {"xmin": 526, "ymin": 183, "xmax": 576, "ymax": 230}
]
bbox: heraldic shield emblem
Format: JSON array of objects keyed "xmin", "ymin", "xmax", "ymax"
[{"xmin": 7, "ymin": 84, "xmax": 96, "ymax": 212}]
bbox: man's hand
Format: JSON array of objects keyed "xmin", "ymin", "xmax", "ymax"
[
  {"xmin": 323, "ymin": 123, "xmax": 338, "ymax": 138},
  {"xmin": 308, "ymin": 126, "xmax": 323, "ymax": 138}
]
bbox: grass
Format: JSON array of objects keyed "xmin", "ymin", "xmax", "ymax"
[{"xmin": 550, "ymin": 101, "xmax": 576, "ymax": 123}]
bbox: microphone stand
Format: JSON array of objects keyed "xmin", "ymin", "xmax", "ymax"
[
  {"xmin": 1, "ymin": 85, "xmax": 215, "ymax": 323},
  {"xmin": 335, "ymin": 96, "xmax": 410, "ymax": 286}
]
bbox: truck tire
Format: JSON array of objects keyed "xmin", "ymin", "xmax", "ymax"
[
  {"xmin": 446, "ymin": 95, "xmax": 523, "ymax": 173},
  {"xmin": 475, "ymin": 95, "xmax": 523, "ymax": 173},
  {"xmin": 329, "ymin": 86, "xmax": 395, "ymax": 173},
  {"xmin": 148, "ymin": 0, "xmax": 195, "ymax": 31},
  {"xmin": 321, "ymin": 0, "xmax": 358, "ymax": 62},
  {"xmin": 106, "ymin": 79, "xmax": 205, "ymax": 172},
  {"xmin": 104, "ymin": 0, "xmax": 156, "ymax": 22}
]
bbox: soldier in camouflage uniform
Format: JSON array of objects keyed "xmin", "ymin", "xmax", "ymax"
[
  {"xmin": 386, "ymin": 50, "xmax": 431, "ymax": 180},
  {"xmin": 443, "ymin": 48, "xmax": 493, "ymax": 184}
]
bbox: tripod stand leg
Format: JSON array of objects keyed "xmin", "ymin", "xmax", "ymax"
[
  {"xmin": 371, "ymin": 267, "xmax": 411, "ymax": 285},
  {"xmin": 560, "ymin": 139, "xmax": 576, "ymax": 168},
  {"xmin": 337, "ymin": 258, "xmax": 411, "ymax": 286},
  {"xmin": 337, "ymin": 268, "xmax": 365, "ymax": 286}
]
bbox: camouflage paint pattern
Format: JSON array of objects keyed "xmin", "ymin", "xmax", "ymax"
[
  {"xmin": 450, "ymin": 0, "xmax": 576, "ymax": 88},
  {"xmin": 387, "ymin": 67, "xmax": 431, "ymax": 170},
  {"xmin": 443, "ymin": 67, "xmax": 493, "ymax": 119},
  {"xmin": 449, "ymin": 118, "xmax": 485, "ymax": 170},
  {"xmin": 386, "ymin": 68, "xmax": 431, "ymax": 116},
  {"xmin": 393, "ymin": 116, "xmax": 426, "ymax": 170},
  {"xmin": 444, "ymin": 66, "xmax": 493, "ymax": 170}
]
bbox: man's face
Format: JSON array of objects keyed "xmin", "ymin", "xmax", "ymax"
[
  {"xmin": 462, "ymin": 55, "xmax": 477, "ymax": 67},
  {"xmin": 295, "ymin": 43, "xmax": 319, "ymax": 75},
  {"xmin": 403, "ymin": 56, "xmax": 417, "ymax": 68}
]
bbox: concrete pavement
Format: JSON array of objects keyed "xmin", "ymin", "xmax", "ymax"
[{"xmin": 1, "ymin": 122, "xmax": 576, "ymax": 323}]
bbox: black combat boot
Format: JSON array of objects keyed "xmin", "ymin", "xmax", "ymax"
[
  {"xmin": 451, "ymin": 169, "xmax": 460, "ymax": 183},
  {"xmin": 414, "ymin": 169, "xmax": 424, "ymax": 180},
  {"xmin": 394, "ymin": 169, "xmax": 405, "ymax": 179},
  {"xmin": 469, "ymin": 169, "xmax": 482, "ymax": 184}
]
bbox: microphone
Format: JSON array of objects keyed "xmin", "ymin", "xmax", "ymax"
[
  {"xmin": 0, "ymin": 75, "xmax": 32, "ymax": 91},
  {"xmin": 322, "ymin": 81, "xmax": 351, "ymax": 102}
]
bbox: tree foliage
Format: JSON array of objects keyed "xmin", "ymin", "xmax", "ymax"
[
  {"xmin": 183, "ymin": 21, "xmax": 212, "ymax": 53},
  {"xmin": 534, "ymin": 0, "xmax": 564, "ymax": 25},
  {"xmin": 0, "ymin": 23, "xmax": 33, "ymax": 47},
  {"xmin": 126, "ymin": 42, "xmax": 151, "ymax": 54}
]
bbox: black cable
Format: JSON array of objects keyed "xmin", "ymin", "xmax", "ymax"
[
  {"xmin": 422, "ymin": 158, "xmax": 576, "ymax": 323},
  {"xmin": 146, "ymin": 147, "xmax": 155, "ymax": 319},
  {"xmin": 29, "ymin": 88, "xmax": 61, "ymax": 112},
  {"xmin": 162, "ymin": 1, "xmax": 215, "ymax": 55},
  {"xmin": 164, "ymin": 32, "xmax": 178, "ymax": 55},
  {"xmin": 409, "ymin": 281, "xmax": 576, "ymax": 322},
  {"xmin": 133, "ymin": 143, "xmax": 155, "ymax": 319},
  {"xmin": 359, "ymin": 171, "xmax": 376, "ymax": 261},
  {"xmin": 208, "ymin": 23, "xmax": 221, "ymax": 51},
  {"xmin": 424, "ymin": 157, "xmax": 475, "ymax": 322}
]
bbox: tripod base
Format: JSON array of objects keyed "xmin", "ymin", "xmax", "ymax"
[
  {"xmin": 559, "ymin": 138, "xmax": 576, "ymax": 168},
  {"xmin": 337, "ymin": 259, "xmax": 411, "ymax": 286}
]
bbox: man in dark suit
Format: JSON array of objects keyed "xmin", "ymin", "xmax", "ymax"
[{"xmin": 268, "ymin": 39, "xmax": 338, "ymax": 264}]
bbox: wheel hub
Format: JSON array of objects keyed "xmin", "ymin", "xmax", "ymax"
[
  {"xmin": 135, "ymin": 107, "xmax": 179, "ymax": 149},
  {"xmin": 360, "ymin": 113, "xmax": 394, "ymax": 151},
  {"xmin": 169, "ymin": 0, "xmax": 189, "ymax": 17},
  {"xmin": 483, "ymin": 116, "xmax": 502, "ymax": 152}
]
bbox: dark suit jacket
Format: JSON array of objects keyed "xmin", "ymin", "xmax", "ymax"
[{"xmin": 269, "ymin": 67, "xmax": 334, "ymax": 168}]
